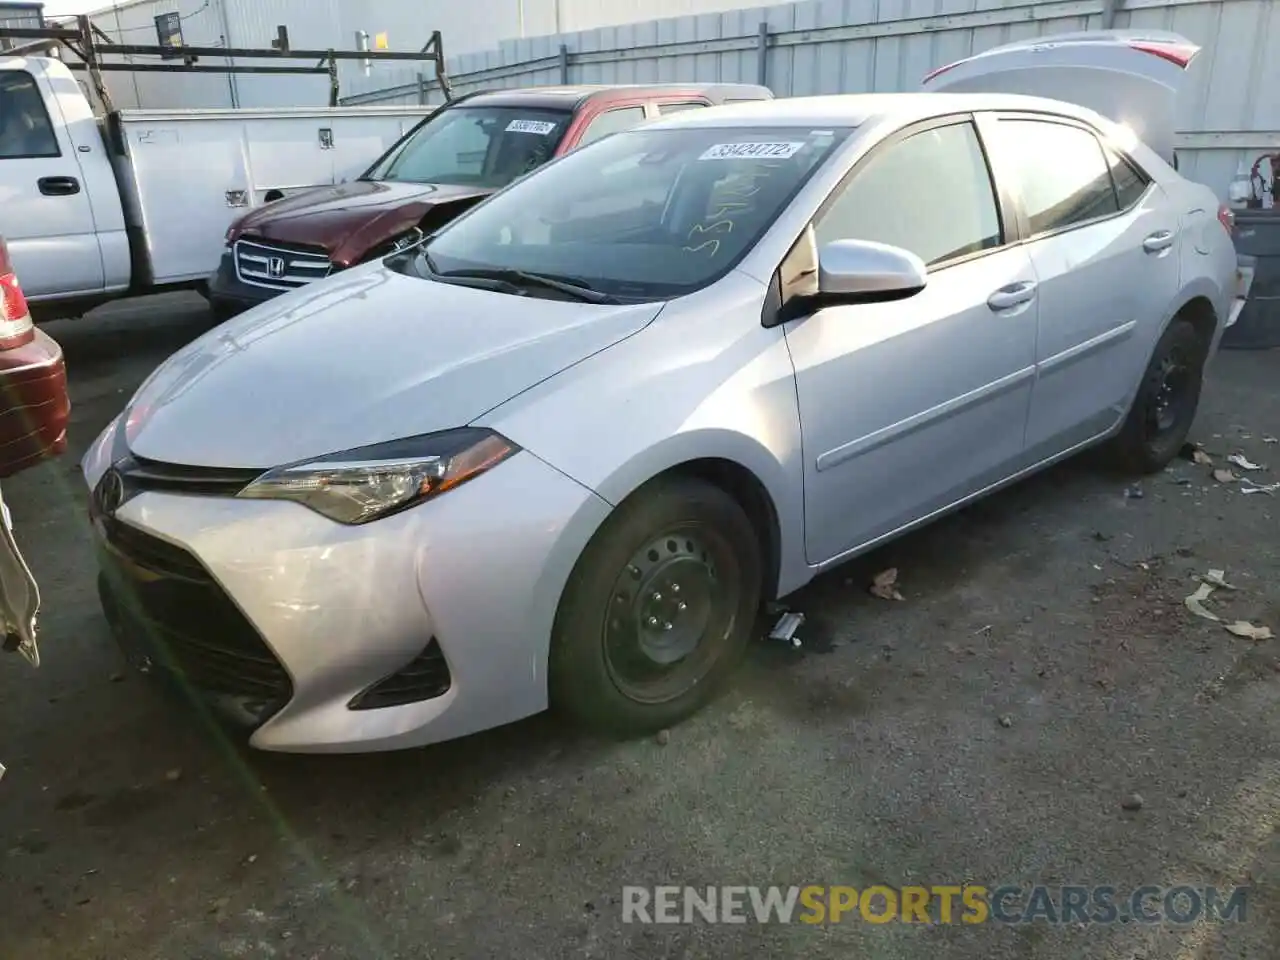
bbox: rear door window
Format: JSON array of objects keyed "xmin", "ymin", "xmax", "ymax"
[
  {"xmin": 656, "ymin": 102, "xmax": 708, "ymax": 115},
  {"xmin": 814, "ymin": 120, "xmax": 1002, "ymax": 267},
  {"xmin": 992, "ymin": 119, "xmax": 1120, "ymax": 235},
  {"xmin": 578, "ymin": 106, "xmax": 647, "ymax": 146},
  {"xmin": 0, "ymin": 70, "xmax": 60, "ymax": 159}
]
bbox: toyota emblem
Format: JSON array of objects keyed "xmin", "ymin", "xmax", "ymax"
[
  {"xmin": 267, "ymin": 256, "xmax": 286, "ymax": 278},
  {"xmin": 96, "ymin": 468, "xmax": 126, "ymax": 516}
]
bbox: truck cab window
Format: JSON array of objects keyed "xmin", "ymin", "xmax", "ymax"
[{"xmin": 0, "ymin": 72, "xmax": 59, "ymax": 159}]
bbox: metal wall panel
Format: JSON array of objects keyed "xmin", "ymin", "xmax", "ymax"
[
  {"xmin": 0, "ymin": 2, "xmax": 43, "ymax": 51},
  {"xmin": 77, "ymin": 0, "xmax": 1280, "ymax": 194}
]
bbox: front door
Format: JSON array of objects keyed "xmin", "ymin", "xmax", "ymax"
[
  {"xmin": 783, "ymin": 118, "xmax": 1039, "ymax": 564},
  {"xmin": 0, "ymin": 66, "xmax": 103, "ymax": 298}
]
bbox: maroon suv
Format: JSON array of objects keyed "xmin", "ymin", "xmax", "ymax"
[{"xmin": 206, "ymin": 83, "xmax": 772, "ymax": 316}]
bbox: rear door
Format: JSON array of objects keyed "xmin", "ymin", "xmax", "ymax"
[
  {"xmin": 0, "ymin": 64, "xmax": 103, "ymax": 298},
  {"xmin": 980, "ymin": 112, "xmax": 1179, "ymax": 458}
]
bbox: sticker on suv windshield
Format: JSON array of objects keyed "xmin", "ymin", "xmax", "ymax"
[
  {"xmin": 699, "ymin": 141, "xmax": 804, "ymax": 161},
  {"xmin": 506, "ymin": 119, "xmax": 558, "ymax": 135}
]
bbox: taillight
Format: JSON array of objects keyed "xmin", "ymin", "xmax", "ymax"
[
  {"xmin": 0, "ymin": 270, "xmax": 35, "ymax": 349},
  {"xmin": 1126, "ymin": 40, "xmax": 1199, "ymax": 68},
  {"xmin": 1217, "ymin": 204, "xmax": 1235, "ymax": 234},
  {"xmin": 922, "ymin": 60, "xmax": 963, "ymax": 85}
]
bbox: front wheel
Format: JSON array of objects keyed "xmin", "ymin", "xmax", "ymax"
[
  {"xmin": 1108, "ymin": 318, "xmax": 1206, "ymax": 473},
  {"xmin": 550, "ymin": 477, "xmax": 762, "ymax": 736}
]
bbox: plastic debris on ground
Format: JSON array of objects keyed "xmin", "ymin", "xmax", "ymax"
[
  {"xmin": 768, "ymin": 611, "xmax": 805, "ymax": 648},
  {"xmin": 1224, "ymin": 621, "xmax": 1273, "ymax": 641},
  {"xmin": 1227, "ymin": 453, "xmax": 1265, "ymax": 471},
  {"xmin": 870, "ymin": 568, "xmax": 904, "ymax": 601},
  {"xmin": 1180, "ymin": 442, "xmax": 1213, "ymax": 465},
  {"xmin": 1241, "ymin": 478, "xmax": 1280, "ymax": 496},
  {"xmin": 1185, "ymin": 582, "xmax": 1221, "ymax": 622},
  {"xmin": 1183, "ymin": 569, "xmax": 1272, "ymax": 641}
]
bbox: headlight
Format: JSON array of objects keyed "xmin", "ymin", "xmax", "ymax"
[{"xmin": 236, "ymin": 428, "xmax": 518, "ymax": 525}]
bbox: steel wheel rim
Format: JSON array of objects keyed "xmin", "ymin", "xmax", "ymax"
[
  {"xmin": 601, "ymin": 524, "xmax": 739, "ymax": 705},
  {"xmin": 1146, "ymin": 348, "xmax": 1192, "ymax": 440}
]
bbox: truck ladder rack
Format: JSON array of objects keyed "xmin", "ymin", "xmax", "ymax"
[{"xmin": 0, "ymin": 15, "xmax": 453, "ymax": 111}]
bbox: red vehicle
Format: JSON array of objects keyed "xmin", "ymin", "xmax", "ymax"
[
  {"xmin": 206, "ymin": 83, "xmax": 772, "ymax": 316},
  {"xmin": 0, "ymin": 237, "xmax": 68, "ymax": 478},
  {"xmin": 0, "ymin": 235, "xmax": 69, "ymax": 678}
]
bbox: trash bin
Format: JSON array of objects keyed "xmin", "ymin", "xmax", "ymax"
[{"xmin": 1223, "ymin": 208, "xmax": 1280, "ymax": 350}]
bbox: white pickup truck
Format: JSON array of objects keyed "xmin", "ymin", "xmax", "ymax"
[{"xmin": 0, "ymin": 55, "xmax": 432, "ymax": 321}]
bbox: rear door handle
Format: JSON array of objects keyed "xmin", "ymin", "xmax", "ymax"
[
  {"xmin": 38, "ymin": 176, "xmax": 80, "ymax": 197},
  {"xmin": 1143, "ymin": 230, "xmax": 1174, "ymax": 253},
  {"xmin": 987, "ymin": 280, "xmax": 1037, "ymax": 311}
]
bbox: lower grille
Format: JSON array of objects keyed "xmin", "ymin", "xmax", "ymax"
[
  {"xmin": 97, "ymin": 517, "xmax": 292, "ymax": 714},
  {"xmin": 234, "ymin": 237, "xmax": 332, "ymax": 291},
  {"xmin": 349, "ymin": 639, "xmax": 451, "ymax": 710}
]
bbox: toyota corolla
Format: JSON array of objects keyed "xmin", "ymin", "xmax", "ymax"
[{"xmin": 83, "ymin": 32, "xmax": 1240, "ymax": 753}]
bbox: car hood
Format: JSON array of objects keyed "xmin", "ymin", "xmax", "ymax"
[
  {"xmin": 235, "ymin": 180, "xmax": 493, "ymax": 266},
  {"xmin": 124, "ymin": 264, "xmax": 663, "ymax": 468}
]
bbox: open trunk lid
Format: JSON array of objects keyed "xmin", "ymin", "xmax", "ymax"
[{"xmin": 921, "ymin": 29, "xmax": 1199, "ymax": 164}]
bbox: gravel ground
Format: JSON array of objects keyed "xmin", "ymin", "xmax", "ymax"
[{"xmin": 2, "ymin": 295, "xmax": 1278, "ymax": 960}]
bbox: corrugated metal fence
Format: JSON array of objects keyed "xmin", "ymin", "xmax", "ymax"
[
  {"xmin": 336, "ymin": 0, "xmax": 1280, "ymax": 196},
  {"xmin": 0, "ymin": 2, "xmax": 43, "ymax": 51}
]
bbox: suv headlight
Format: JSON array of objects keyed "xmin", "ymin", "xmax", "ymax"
[{"xmin": 237, "ymin": 428, "xmax": 518, "ymax": 525}]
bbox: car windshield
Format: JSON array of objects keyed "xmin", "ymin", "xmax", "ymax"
[
  {"xmin": 363, "ymin": 106, "xmax": 572, "ymax": 188},
  {"xmin": 404, "ymin": 124, "xmax": 852, "ymax": 300}
]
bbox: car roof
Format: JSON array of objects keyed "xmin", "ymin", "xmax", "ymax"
[
  {"xmin": 458, "ymin": 83, "xmax": 772, "ymax": 111},
  {"xmin": 639, "ymin": 91, "xmax": 1107, "ymax": 131}
]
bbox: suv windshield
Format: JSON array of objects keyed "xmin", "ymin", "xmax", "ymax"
[
  {"xmin": 407, "ymin": 124, "xmax": 852, "ymax": 299},
  {"xmin": 363, "ymin": 106, "xmax": 572, "ymax": 188}
]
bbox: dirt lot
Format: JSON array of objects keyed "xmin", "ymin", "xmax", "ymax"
[{"xmin": 2, "ymin": 296, "xmax": 1279, "ymax": 960}]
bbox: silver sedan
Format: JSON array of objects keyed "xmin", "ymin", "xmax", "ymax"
[{"xmin": 83, "ymin": 36, "xmax": 1239, "ymax": 752}]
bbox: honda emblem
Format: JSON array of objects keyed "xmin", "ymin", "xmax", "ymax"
[{"xmin": 267, "ymin": 256, "xmax": 286, "ymax": 278}]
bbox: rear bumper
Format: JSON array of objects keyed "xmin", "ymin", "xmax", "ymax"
[
  {"xmin": 206, "ymin": 252, "xmax": 283, "ymax": 314},
  {"xmin": 0, "ymin": 329, "xmax": 69, "ymax": 478}
]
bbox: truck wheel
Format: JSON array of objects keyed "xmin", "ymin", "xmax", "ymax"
[
  {"xmin": 1108, "ymin": 318, "xmax": 1206, "ymax": 473},
  {"xmin": 549, "ymin": 477, "xmax": 761, "ymax": 736}
]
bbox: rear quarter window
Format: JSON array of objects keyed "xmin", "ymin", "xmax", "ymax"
[{"xmin": 1105, "ymin": 147, "xmax": 1151, "ymax": 210}]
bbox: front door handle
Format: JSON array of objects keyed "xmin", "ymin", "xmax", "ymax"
[
  {"xmin": 1143, "ymin": 230, "xmax": 1174, "ymax": 253},
  {"xmin": 38, "ymin": 176, "xmax": 80, "ymax": 197},
  {"xmin": 987, "ymin": 280, "xmax": 1037, "ymax": 311}
]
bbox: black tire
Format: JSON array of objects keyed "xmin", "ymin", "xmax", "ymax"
[
  {"xmin": 209, "ymin": 301, "xmax": 238, "ymax": 324},
  {"xmin": 1108, "ymin": 318, "xmax": 1206, "ymax": 474},
  {"xmin": 550, "ymin": 477, "xmax": 762, "ymax": 736}
]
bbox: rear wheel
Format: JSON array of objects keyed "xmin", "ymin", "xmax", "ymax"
[
  {"xmin": 550, "ymin": 477, "xmax": 761, "ymax": 736},
  {"xmin": 1108, "ymin": 318, "xmax": 1206, "ymax": 473}
]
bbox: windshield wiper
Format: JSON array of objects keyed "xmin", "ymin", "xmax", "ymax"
[{"xmin": 438, "ymin": 267, "xmax": 619, "ymax": 304}]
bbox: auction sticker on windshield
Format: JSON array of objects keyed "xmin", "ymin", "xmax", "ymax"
[
  {"xmin": 506, "ymin": 119, "xmax": 558, "ymax": 135},
  {"xmin": 699, "ymin": 141, "xmax": 804, "ymax": 161}
]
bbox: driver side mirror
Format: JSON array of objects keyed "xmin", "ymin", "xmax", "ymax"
[{"xmin": 818, "ymin": 239, "xmax": 927, "ymax": 303}]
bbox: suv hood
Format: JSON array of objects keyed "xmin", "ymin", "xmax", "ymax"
[
  {"xmin": 124, "ymin": 264, "xmax": 662, "ymax": 468},
  {"xmin": 922, "ymin": 29, "xmax": 1199, "ymax": 163},
  {"xmin": 234, "ymin": 180, "xmax": 492, "ymax": 266}
]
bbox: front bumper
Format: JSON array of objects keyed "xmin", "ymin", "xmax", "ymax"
[
  {"xmin": 206, "ymin": 252, "xmax": 283, "ymax": 314},
  {"xmin": 84, "ymin": 448, "xmax": 610, "ymax": 753}
]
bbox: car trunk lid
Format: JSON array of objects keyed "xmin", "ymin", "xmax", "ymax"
[{"xmin": 921, "ymin": 29, "xmax": 1199, "ymax": 164}]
